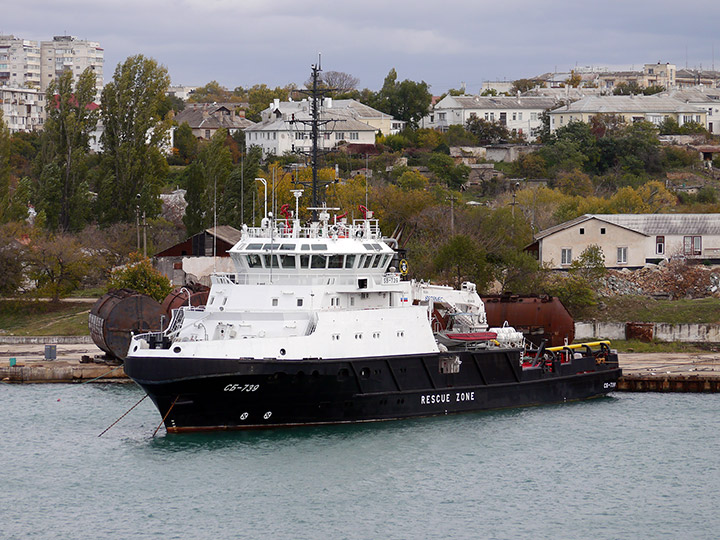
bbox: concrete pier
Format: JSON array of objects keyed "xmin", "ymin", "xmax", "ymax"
[
  {"xmin": 618, "ymin": 353, "xmax": 720, "ymax": 392},
  {"xmin": 0, "ymin": 341, "xmax": 128, "ymax": 383}
]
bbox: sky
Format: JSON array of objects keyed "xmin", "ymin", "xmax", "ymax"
[{"xmin": 3, "ymin": 0, "xmax": 720, "ymax": 95}]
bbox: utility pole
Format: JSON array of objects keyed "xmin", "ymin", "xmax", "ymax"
[{"xmin": 446, "ymin": 196, "xmax": 456, "ymax": 235}]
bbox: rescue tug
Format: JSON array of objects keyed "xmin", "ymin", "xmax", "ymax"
[{"xmin": 122, "ymin": 64, "xmax": 621, "ymax": 433}]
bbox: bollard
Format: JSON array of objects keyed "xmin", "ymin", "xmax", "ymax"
[{"xmin": 44, "ymin": 345, "xmax": 57, "ymax": 361}]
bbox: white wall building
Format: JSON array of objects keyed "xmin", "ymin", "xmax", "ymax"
[
  {"xmin": 660, "ymin": 88, "xmax": 720, "ymax": 135},
  {"xmin": 245, "ymin": 98, "xmax": 384, "ymax": 157},
  {"xmin": 529, "ymin": 214, "xmax": 720, "ymax": 269},
  {"xmin": 40, "ymin": 35, "xmax": 104, "ymax": 95},
  {"xmin": 548, "ymin": 95, "xmax": 707, "ymax": 133},
  {"xmin": 0, "ymin": 86, "xmax": 45, "ymax": 132},
  {"xmin": 420, "ymin": 95, "xmax": 557, "ymax": 141},
  {"xmin": 0, "ymin": 35, "xmax": 41, "ymax": 88}
]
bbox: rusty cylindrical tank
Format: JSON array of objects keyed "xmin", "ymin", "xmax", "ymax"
[
  {"xmin": 482, "ymin": 294, "xmax": 574, "ymax": 347},
  {"xmin": 161, "ymin": 285, "xmax": 209, "ymax": 320},
  {"xmin": 89, "ymin": 289, "xmax": 165, "ymax": 360}
]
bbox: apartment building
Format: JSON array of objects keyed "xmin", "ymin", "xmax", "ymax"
[
  {"xmin": 0, "ymin": 35, "xmax": 41, "ymax": 88},
  {"xmin": 40, "ymin": 35, "xmax": 104, "ymax": 94},
  {"xmin": 0, "ymin": 86, "xmax": 46, "ymax": 132},
  {"xmin": 421, "ymin": 95, "xmax": 557, "ymax": 141},
  {"xmin": 548, "ymin": 95, "xmax": 706, "ymax": 133},
  {"xmin": 245, "ymin": 98, "xmax": 386, "ymax": 157}
]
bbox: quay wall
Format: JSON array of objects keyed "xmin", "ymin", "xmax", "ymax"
[{"xmin": 576, "ymin": 322, "xmax": 720, "ymax": 343}]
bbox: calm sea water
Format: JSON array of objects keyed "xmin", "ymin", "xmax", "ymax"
[{"xmin": 1, "ymin": 383, "xmax": 718, "ymax": 540}]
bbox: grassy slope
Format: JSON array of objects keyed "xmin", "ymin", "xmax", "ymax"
[
  {"xmin": 575, "ymin": 296, "xmax": 720, "ymax": 325},
  {"xmin": 0, "ymin": 300, "xmax": 91, "ymax": 336}
]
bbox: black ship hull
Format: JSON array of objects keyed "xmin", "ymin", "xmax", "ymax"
[{"xmin": 124, "ymin": 348, "xmax": 621, "ymax": 432}]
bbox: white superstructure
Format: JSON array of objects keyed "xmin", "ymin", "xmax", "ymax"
[{"xmin": 130, "ymin": 203, "xmax": 491, "ymax": 362}]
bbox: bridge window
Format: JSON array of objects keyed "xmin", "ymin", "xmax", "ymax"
[
  {"xmin": 300, "ymin": 255, "xmax": 309, "ymax": 268},
  {"xmin": 311, "ymin": 255, "xmax": 327, "ymax": 268},
  {"xmin": 263, "ymin": 254, "xmax": 280, "ymax": 268},
  {"xmin": 345, "ymin": 254, "xmax": 357, "ymax": 268},
  {"xmin": 328, "ymin": 254, "xmax": 343, "ymax": 268},
  {"xmin": 280, "ymin": 254, "xmax": 296, "ymax": 268},
  {"xmin": 246, "ymin": 254, "xmax": 262, "ymax": 268},
  {"xmin": 363, "ymin": 255, "xmax": 374, "ymax": 269}
]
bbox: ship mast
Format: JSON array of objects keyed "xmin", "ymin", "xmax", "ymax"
[{"xmin": 291, "ymin": 57, "xmax": 339, "ymax": 221}]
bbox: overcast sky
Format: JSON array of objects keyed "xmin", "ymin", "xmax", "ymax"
[{"xmin": 3, "ymin": 0, "xmax": 719, "ymax": 94}]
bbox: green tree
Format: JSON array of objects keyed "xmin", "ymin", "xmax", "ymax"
[
  {"xmin": 98, "ymin": 55, "xmax": 171, "ymax": 223},
  {"xmin": 434, "ymin": 234, "xmax": 492, "ymax": 290},
  {"xmin": 428, "ymin": 153, "xmax": 470, "ymax": 189},
  {"xmin": 107, "ymin": 252, "xmax": 173, "ymax": 302},
  {"xmin": 0, "ymin": 223, "xmax": 27, "ymax": 296},
  {"xmin": 173, "ymin": 122, "xmax": 198, "ymax": 164},
  {"xmin": 242, "ymin": 84, "xmax": 294, "ymax": 122},
  {"xmin": 643, "ymin": 85, "xmax": 665, "ymax": 96},
  {"xmin": 37, "ymin": 68, "xmax": 98, "ymax": 231},
  {"xmin": 613, "ymin": 81, "xmax": 643, "ymax": 95},
  {"xmin": 183, "ymin": 129, "xmax": 233, "ymax": 235},
  {"xmin": 465, "ymin": 117, "xmax": 510, "ymax": 144},
  {"xmin": 0, "ymin": 111, "xmax": 10, "ymax": 223},
  {"xmin": 510, "ymin": 79, "xmax": 546, "ymax": 94},
  {"xmin": 188, "ymin": 80, "xmax": 235, "ymax": 103},
  {"xmin": 370, "ymin": 69, "xmax": 432, "ymax": 128}
]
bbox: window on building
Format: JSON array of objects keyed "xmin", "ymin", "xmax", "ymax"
[
  {"xmin": 617, "ymin": 247, "xmax": 628, "ymax": 264},
  {"xmin": 530, "ymin": 112, "xmax": 538, "ymax": 121},
  {"xmin": 438, "ymin": 112, "xmax": 446, "ymax": 121},
  {"xmin": 684, "ymin": 236, "xmax": 702, "ymax": 256},
  {"xmin": 335, "ymin": 132, "xmax": 344, "ymax": 140},
  {"xmin": 349, "ymin": 132, "xmax": 359, "ymax": 140},
  {"xmin": 600, "ymin": 228, "xmax": 606, "ymax": 235},
  {"xmin": 579, "ymin": 228, "xmax": 585, "ymax": 235},
  {"xmin": 561, "ymin": 248, "xmax": 572, "ymax": 265},
  {"xmin": 512, "ymin": 112, "xmax": 517, "ymax": 121},
  {"xmin": 656, "ymin": 236, "xmax": 665, "ymax": 255}
]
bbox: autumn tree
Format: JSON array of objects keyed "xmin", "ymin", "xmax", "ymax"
[
  {"xmin": 36, "ymin": 68, "xmax": 98, "ymax": 231},
  {"xmin": 97, "ymin": 55, "xmax": 171, "ymax": 223},
  {"xmin": 510, "ymin": 79, "xmax": 545, "ymax": 94},
  {"xmin": 25, "ymin": 233, "xmax": 91, "ymax": 301}
]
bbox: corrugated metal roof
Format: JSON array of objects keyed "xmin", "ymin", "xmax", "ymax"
[
  {"xmin": 444, "ymin": 96, "xmax": 557, "ymax": 110},
  {"xmin": 552, "ymin": 95, "xmax": 705, "ymax": 114},
  {"xmin": 535, "ymin": 213, "xmax": 720, "ymax": 240}
]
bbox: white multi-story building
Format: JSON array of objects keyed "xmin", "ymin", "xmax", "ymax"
[
  {"xmin": 421, "ymin": 95, "xmax": 557, "ymax": 141},
  {"xmin": 0, "ymin": 35, "xmax": 41, "ymax": 88},
  {"xmin": 547, "ymin": 95, "xmax": 707, "ymax": 133},
  {"xmin": 245, "ymin": 99, "xmax": 388, "ymax": 157},
  {"xmin": 659, "ymin": 88, "xmax": 720, "ymax": 134},
  {"xmin": 40, "ymin": 35, "xmax": 104, "ymax": 94},
  {"xmin": 0, "ymin": 86, "xmax": 46, "ymax": 132}
]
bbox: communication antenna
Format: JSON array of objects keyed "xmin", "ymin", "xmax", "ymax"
[{"xmin": 289, "ymin": 56, "xmax": 344, "ymax": 220}]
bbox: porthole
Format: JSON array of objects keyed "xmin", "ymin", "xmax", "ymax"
[
  {"xmin": 173, "ymin": 346, "xmax": 181, "ymax": 353},
  {"xmin": 279, "ymin": 348, "xmax": 286, "ymax": 356}
]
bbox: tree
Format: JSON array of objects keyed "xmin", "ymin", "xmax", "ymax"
[
  {"xmin": 183, "ymin": 129, "xmax": 233, "ymax": 235},
  {"xmin": 0, "ymin": 223, "xmax": 27, "ymax": 296},
  {"xmin": 242, "ymin": 84, "xmax": 295, "ymax": 122},
  {"xmin": 173, "ymin": 122, "xmax": 199, "ymax": 164},
  {"xmin": 465, "ymin": 117, "xmax": 510, "ymax": 144},
  {"xmin": 25, "ymin": 233, "xmax": 91, "ymax": 301},
  {"xmin": 0, "ymin": 111, "xmax": 10, "ymax": 223},
  {"xmin": 613, "ymin": 81, "xmax": 643, "ymax": 95},
  {"xmin": 303, "ymin": 70, "xmax": 360, "ymax": 96},
  {"xmin": 555, "ymin": 169, "xmax": 593, "ymax": 196},
  {"xmin": 565, "ymin": 70, "xmax": 582, "ymax": 88},
  {"xmin": 188, "ymin": 81, "xmax": 236, "ymax": 103},
  {"xmin": 370, "ymin": 69, "xmax": 432, "ymax": 129},
  {"xmin": 434, "ymin": 234, "xmax": 492, "ymax": 290},
  {"xmin": 397, "ymin": 169, "xmax": 429, "ymax": 191},
  {"xmin": 107, "ymin": 252, "xmax": 173, "ymax": 302},
  {"xmin": 510, "ymin": 79, "xmax": 545, "ymax": 94},
  {"xmin": 37, "ymin": 68, "xmax": 98, "ymax": 231},
  {"xmin": 427, "ymin": 153, "xmax": 470, "ymax": 189},
  {"xmin": 98, "ymin": 55, "xmax": 171, "ymax": 223}
]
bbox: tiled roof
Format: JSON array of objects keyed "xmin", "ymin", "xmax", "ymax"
[{"xmin": 444, "ymin": 96, "xmax": 557, "ymax": 110}]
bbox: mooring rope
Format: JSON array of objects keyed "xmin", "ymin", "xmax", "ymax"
[
  {"xmin": 97, "ymin": 394, "xmax": 148, "ymax": 437},
  {"xmin": 153, "ymin": 395, "xmax": 179, "ymax": 438},
  {"xmin": 81, "ymin": 364, "xmax": 124, "ymax": 384}
]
